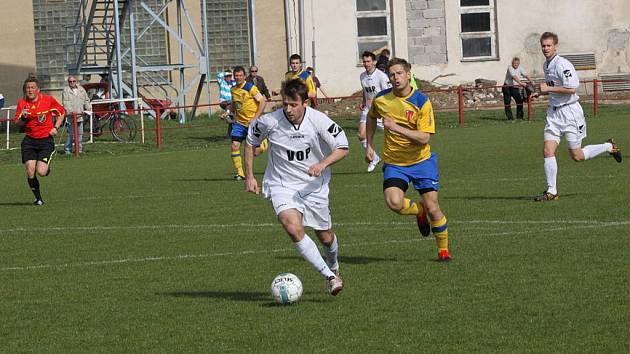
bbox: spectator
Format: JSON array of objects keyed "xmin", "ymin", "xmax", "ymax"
[
  {"xmin": 305, "ymin": 67, "xmax": 330, "ymax": 109},
  {"xmin": 216, "ymin": 70, "xmax": 235, "ymax": 114},
  {"xmin": 62, "ymin": 75, "xmax": 91, "ymax": 154},
  {"xmin": 376, "ymin": 48, "xmax": 390, "ymax": 72},
  {"xmin": 0, "ymin": 93, "xmax": 4, "ymax": 109},
  {"xmin": 246, "ymin": 65, "xmax": 271, "ymax": 99},
  {"xmin": 502, "ymin": 57, "xmax": 534, "ymax": 120}
]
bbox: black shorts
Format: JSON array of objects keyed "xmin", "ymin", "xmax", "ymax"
[{"xmin": 21, "ymin": 136, "xmax": 54, "ymax": 164}]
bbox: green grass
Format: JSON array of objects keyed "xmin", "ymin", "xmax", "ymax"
[{"xmin": 1, "ymin": 105, "xmax": 629, "ymax": 353}]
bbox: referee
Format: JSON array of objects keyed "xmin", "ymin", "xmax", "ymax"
[{"xmin": 13, "ymin": 75, "xmax": 64, "ymax": 205}]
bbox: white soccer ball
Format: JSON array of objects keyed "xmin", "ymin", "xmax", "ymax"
[{"xmin": 270, "ymin": 273, "xmax": 303, "ymax": 304}]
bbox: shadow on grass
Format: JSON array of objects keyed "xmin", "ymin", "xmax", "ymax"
[
  {"xmin": 175, "ymin": 177, "xmax": 235, "ymax": 182},
  {"xmin": 158, "ymin": 290, "xmax": 333, "ymax": 305},
  {"xmin": 0, "ymin": 202, "xmax": 35, "ymax": 206},
  {"xmin": 274, "ymin": 255, "xmax": 396, "ymax": 264},
  {"xmin": 443, "ymin": 193, "xmax": 578, "ymax": 201},
  {"xmin": 186, "ymin": 135, "xmax": 230, "ymax": 143}
]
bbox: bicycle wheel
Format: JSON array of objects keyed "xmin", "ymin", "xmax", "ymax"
[{"xmin": 109, "ymin": 114, "xmax": 137, "ymax": 142}]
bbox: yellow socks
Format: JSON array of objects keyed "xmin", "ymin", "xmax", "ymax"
[
  {"xmin": 399, "ymin": 198, "xmax": 420, "ymax": 215},
  {"xmin": 431, "ymin": 216, "xmax": 449, "ymax": 251},
  {"xmin": 231, "ymin": 151, "xmax": 244, "ymax": 177}
]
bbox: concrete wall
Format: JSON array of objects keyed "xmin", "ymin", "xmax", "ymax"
[
  {"xmin": 411, "ymin": 0, "xmax": 630, "ymax": 86},
  {"xmin": 0, "ymin": 1, "xmax": 37, "ymax": 106}
]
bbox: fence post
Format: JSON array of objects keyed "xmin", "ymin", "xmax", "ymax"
[
  {"xmin": 5, "ymin": 109, "xmax": 10, "ymax": 150},
  {"xmin": 457, "ymin": 86, "xmax": 464, "ymax": 126},
  {"xmin": 73, "ymin": 112, "xmax": 80, "ymax": 157},
  {"xmin": 155, "ymin": 107, "xmax": 162, "ymax": 149},
  {"xmin": 527, "ymin": 95, "xmax": 533, "ymax": 122},
  {"xmin": 593, "ymin": 79, "xmax": 599, "ymax": 116}
]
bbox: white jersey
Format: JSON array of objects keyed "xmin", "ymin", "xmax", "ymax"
[
  {"xmin": 360, "ymin": 69, "xmax": 391, "ymax": 113},
  {"xmin": 246, "ymin": 107, "xmax": 349, "ymax": 199},
  {"xmin": 543, "ymin": 55, "xmax": 580, "ymax": 107}
]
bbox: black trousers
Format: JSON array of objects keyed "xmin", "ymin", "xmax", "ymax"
[{"xmin": 502, "ymin": 86, "xmax": 524, "ymax": 120}]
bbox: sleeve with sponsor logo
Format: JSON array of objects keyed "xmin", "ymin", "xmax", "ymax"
[
  {"xmin": 319, "ymin": 114, "xmax": 349, "ymax": 151},
  {"xmin": 246, "ymin": 114, "xmax": 269, "ymax": 147},
  {"xmin": 559, "ymin": 60, "xmax": 579, "ymax": 89},
  {"xmin": 47, "ymin": 95, "xmax": 65, "ymax": 117},
  {"xmin": 417, "ymin": 100, "xmax": 435, "ymax": 134}
]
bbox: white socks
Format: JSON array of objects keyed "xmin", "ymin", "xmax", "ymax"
[
  {"xmin": 322, "ymin": 234, "xmax": 338, "ymax": 272},
  {"xmin": 544, "ymin": 156, "xmax": 558, "ymax": 195},
  {"xmin": 582, "ymin": 143, "xmax": 612, "ymax": 160},
  {"xmin": 294, "ymin": 234, "xmax": 334, "ymax": 279},
  {"xmin": 360, "ymin": 139, "xmax": 367, "ymax": 149}
]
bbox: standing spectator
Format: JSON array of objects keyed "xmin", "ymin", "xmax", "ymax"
[
  {"xmin": 62, "ymin": 75, "xmax": 91, "ymax": 154},
  {"xmin": 376, "ymin": 48, "xmax": 390, "ymax": 72},
  {"xmin": 216, "ymin": 70, "xmax": 236, "ymax": 117},
  {"xmin": 305, "ymin": 67, "xmax": 330, "ymax": 109},
  {"xmin": 246, "ymin": 65, "xmax": 270, "ymax": 99},
  {"xmin": 12, "ymin": 74, "xmax": 65, "ymax": 205},
  {"xmin": 502, "ymin": 57, "xmax": 534, "ymax": 120}
]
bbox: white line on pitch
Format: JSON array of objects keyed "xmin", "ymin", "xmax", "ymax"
[{"xmin": 0, "ymin": 219, "xmax": 628, "ymax": 235}]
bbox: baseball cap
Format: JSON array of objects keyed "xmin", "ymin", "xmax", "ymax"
[{"xmin": 224, "ymin": 70, "xmax": 233, "ymax": 76}]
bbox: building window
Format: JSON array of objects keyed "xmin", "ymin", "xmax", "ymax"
[
  {"xmin": 459, "ymin": 0, "xmax": 497, "ymax": 60},
  {"xmin": 356, "ymin": 0, "xmax": 391, "ymax": 58},
  {"xmin": 205, "ymin": 0, "xmax": 251, "ymax": 75}
]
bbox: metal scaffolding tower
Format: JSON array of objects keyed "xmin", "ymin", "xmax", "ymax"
[{"xmin": 65, "ymin": 0, "xmax": 211, "ymax": 122}]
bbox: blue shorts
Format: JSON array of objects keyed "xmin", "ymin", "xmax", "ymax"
[
  {"xmin": 230, "ymin": 122, "xmax": 248, "ymax": 142},
  {"xmin": 383, "ymin": 153, "xmax": 440, "ymax": 191}
]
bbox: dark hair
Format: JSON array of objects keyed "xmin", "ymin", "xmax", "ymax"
[
  {"xmin": 540, "ymin": 32, "xmax": 558, "ymax": 45},
  {"xmin": 362, "ymin": 51, "xmax": 376, "ymax": 60},
  {"xmin": 23, "ymin": 73, "xmax": 39, "ymax": 96},
  {"xmin": 289, "ymin": 53, "xmax": 302, "ymax": 62},
  {"xmin": 232, "ymin": 66, "xmax": 246, "ymax": 75},
  {"xmin": 305, "ymin": 67, "xmax": 314, "ymax": 73},
  {"xmin": 282, "ymin": 79, "xmax": 308, "ymax": 102},
  {"xmin": 387, "ymin": 57, "xmax": 411, "ymax": 72},
  {"xmin": 381, "ymin": 49, "xmax": 390, "ymax": 56}
]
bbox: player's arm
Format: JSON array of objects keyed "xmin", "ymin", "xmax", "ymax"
[
  {"xmin": 308, "ymin": 147, "xmax": 348, "ymax": 177},
  {"xmin": 360, "ymin": 87, "xmax": 367, "ymax": 111},
  {"xmin": 243, "ymin": 142, "xmax": 259, "ymax": 194},
  {"xmin": 365, "ymin": 107, "xmax": 378, "ymax": 161},
  {"xmin": 539, "ymin": 84, "xmax": 576, "ymax": 94},
  {"xmin": 49, "ymin": 99, "xmax": 66, "ymax": 136},
  {"xmin": 306, "ymin": 77, "xmax": 317, "ymax": 99},
  {"xmin": 382, "ymin": 116, "xmax": 431, "ymax": 145},
  {"xmin": 253, "ymin": 92, "xmax": 266, "ymax": 120}
]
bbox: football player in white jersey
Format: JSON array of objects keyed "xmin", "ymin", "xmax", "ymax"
[
  {"xmin": 359, "ymin": 51, "xmax": 391, "ymax": 172},
  {"xmin": 243, "ymin": 79, "xmax": 349, "ymax": 296},
  {"xmin": 531, "ymin": 32, "xmax": 622, "ymax": 202}
]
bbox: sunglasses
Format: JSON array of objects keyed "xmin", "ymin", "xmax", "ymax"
[
  {"xmin": 250, "ymin": 70, "xmax": 257, "ymax": 73},
  {"xmin": 68, "ymin": 80, "xmax": 76, "ymax": 83}
]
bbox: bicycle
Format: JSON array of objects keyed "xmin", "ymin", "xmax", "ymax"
[{"xmin": 86, "ymin": 105, "xmax": 137, "ymax": 142}]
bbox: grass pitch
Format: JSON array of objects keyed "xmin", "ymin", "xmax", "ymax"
[{"xmin": 1, "ymin": 105, "xmax": 629, "ymax": 353}]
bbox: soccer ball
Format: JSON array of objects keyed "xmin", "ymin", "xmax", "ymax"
[{"xmin": 270, "ymin": 273, "xmax": 303, "ymax": 304}]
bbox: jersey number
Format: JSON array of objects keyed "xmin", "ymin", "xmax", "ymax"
[
  {"xmin": 364, "ymin": 86, "xmax": 376, "ymax": 93},
  {"xmin": 287, "ymin": 147, "xmax": 311, "ymax": 161},
  {"xmin": 252, "ymin": 123, "xmax": 261, "ymax": 138}
]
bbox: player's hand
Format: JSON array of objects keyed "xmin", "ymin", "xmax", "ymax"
[
  {"xmin": 539, "ymin": 83, "xmax": 550, "ymax": 93},
  {"xmin": 49, "ymin": 127, "xmax": 59, "ymax": 136},
  {"xmin": 382, "ymin": 116, "xmax": 397, "ymax": 131},
  {"xmin": 530, "ymin": 91, "xmax": 540, "ymax": 99},
  {"xmin": 359, "ymin": 102, "xmax": 366, "ymax": 111},
  {"xmin": 308, "ymin": 163, "xmax": 325, "ymax": 177},
  {"xmin": 365, "ymin": 145, "xmax": 375, "ymax": 163},
  {"xmin": 245, "ymin": 177, "xmax": 260, "ymax": 194}
]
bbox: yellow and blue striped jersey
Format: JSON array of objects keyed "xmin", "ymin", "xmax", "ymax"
[
  {"xmin": 284, "ymin": 70, "xmax": 316, "ymax": 97},
  {"xmin": 231, "ymin": 81, "xmax": 262, "ymax": 126},
  {"xmin": 368, "ymin": 88, "xmax": 435, "ymax": 166}
]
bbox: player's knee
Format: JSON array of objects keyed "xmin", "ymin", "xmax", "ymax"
[{"xmin": 384, "ymin": 196, "xmax": 404, "ymax": 212}]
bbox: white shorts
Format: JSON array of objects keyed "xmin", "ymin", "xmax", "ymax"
[
  {"xmin": 359, "ymin": 110, "xmax": 384, "ymax": 130},
  {"xmin": 543, "ymin": 102, "xmax": 586, "ymax": 149},
  {"xmin": 269, "ymin": 189, "xmax": 332, "ymax": 230}
]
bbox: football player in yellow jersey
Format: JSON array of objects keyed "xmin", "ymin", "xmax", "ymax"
[
  {"xmin": 228, "ymin": 66, "xmax": 266, "ymax": 180},
  {"xmin": 279, "ymin": 54, "xmax": 317, "ymax": 104},
  {"xmin": 366, "ymin": 57, "xmax": 451, "ymax": 262}
]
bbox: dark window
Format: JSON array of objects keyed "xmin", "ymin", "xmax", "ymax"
[
  {"xmin": 461, "ymin": 12, "xmax": 490, "ymax": 32},
  {"xmin": 460, "ymin": 0, "xmax": 489, "ymax": 6},
  {"xmin": 357, "ymin": 17, "xmax": 388, "ymax": 36},
  {"xmin": 356, "ymin": 0, "xmax": 387, "ymax": 11},
  {"xmin": 462, "ymin": 37, "xmax": 491, "ymax": 57}
]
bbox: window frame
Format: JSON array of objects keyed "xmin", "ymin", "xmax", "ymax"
[
  {"xmin": 355, "ymin": 0, "xmax": 392, "ymax": 62},
  {"xmin": 459, "ymin": 1, "xmax": 498, "ymax": 61}
]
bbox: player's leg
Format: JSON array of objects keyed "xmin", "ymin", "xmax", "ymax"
[
  {"xmin": 359, "ymin": 113, "xmax": 381, "ymax": 172},
  {"xmin": 420, "ymin": 190, "xmax": 450, "ymax": 262},
  {"xmin": 277, "ymin": 209, "xmax": 337, "ymax": 280},
  {"xmin": 24, "ymin": 160, "xmax": 43, "ymax": 205},
  {"xmin": 502, "ymin": 86, "xmax": 513, "ymax": 120},
  {"xmin": 383, "ymin": 164, "xmax": 430, "ymax": 236},
  {"xmin": 229, "ymin": 124, "xmax": 246, "ymax": 180},
  {"xmin": 536, "ymin": 114, "xmax": 561, "ymax": 201},
  {"xmin": 315, "ymin": 229, "xmax": 339, "ymax": 275}
]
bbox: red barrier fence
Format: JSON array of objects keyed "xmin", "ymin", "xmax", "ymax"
[{"xmin": 1, "ymin": 78, "xmax": 629, "ymax": 152}]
